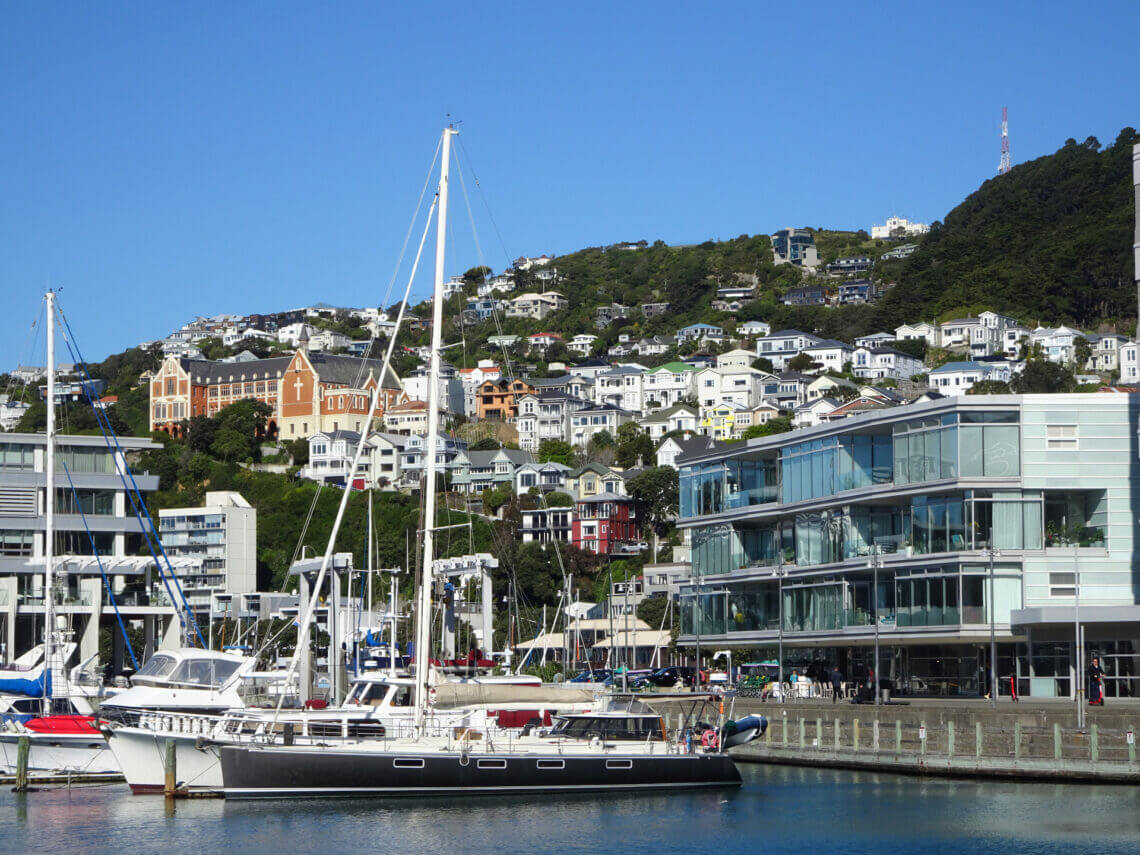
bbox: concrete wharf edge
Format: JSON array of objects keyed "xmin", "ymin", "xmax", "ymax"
[{"xmin": 729, "ymin": 743, "xmax": 1139, "ymax": 783}]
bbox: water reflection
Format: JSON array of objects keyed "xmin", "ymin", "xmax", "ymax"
[{"xmin": 2, "ymin": 766, "xmax": 1138, "ymax": 855}]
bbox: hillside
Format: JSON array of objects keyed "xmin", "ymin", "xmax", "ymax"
[
  {"xmin": 877, "ymin": 128, "xmax": 1139, "ymax": 329},
  {"xmin": 422, "ymin": 126, "xmax": 1138, "ymax": 364}
]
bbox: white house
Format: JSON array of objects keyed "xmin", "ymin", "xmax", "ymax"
[
  {"xmin": 506, "ymin": 292, "xmax": 568, "ymax": 320},
  {"xmin": 638, "ymin": 403, "xmax": 698, "ymax": 440},
  {"xmin": 515, "ymin": 461, "xmax": 572, "ymax": 494},
  {"xmin": 736, "ymin": 320, "xmax": 771, "ymax": 338},
  {"xmin": 806, "ymin": 374, "xmax": 858, "ymax": 401},
  {"xmin": 569, "ymin": 404, "xmax": 635, "ymax": 447},
  {"xmin": 527, "ymin": 332, "xmax": 564, "ymax": 352},
  {"xmin": 1119, "ymin": 341, "xmax": 1139, "ymax": 382},
  {"xmin": 642, "ymin": 362, "xmax": 695, "ymax": 409},
  {"xmin": 516, "ymin": 392, "xmax": 587, "ymax": 451},
  {"xmin": 871, "ymin": 216, "xmax": 929, "ymax": 239},
  {"xmin": 894, "ymin": 322, "xmax": 940, "ymax": 348},
  {"xmin": 594, "ymin": 366, "xmax": 646, "ymax": 414},
  {"xmin": 792, "ymin": 397, "xmax": 841, "ymax": 428},
  {"xmin": 799, "ymin": 340, "xmax": 854, "ymax": 374},
  {"xmin": 277, "ymin": 322, "xmax": 315, "ymax": 347},
  {"xmin": 1086, "ymin": 334, "xmax": 1128, "ymax": 372},
  {"xmin": 458, "ymin": 362, "xmax": 502, "ymax": 418},
  {"xmin": 716, "ymin": 349, "xmax": 755, "ymax": 370},
  {"xmin": 676, "ymin": 323, "xmax": 725, "ymax": 345},
  {"xmin": 754, "ymin": 330, "xmax": 821, "ymax": 370},
  {"xmin": 928, "ymin": 361, "xmax": 1012, "ymax": 395},
  {"xmin": 1030, "ymin": 325, "xmax": 1085, "ymax": 364},
  {"xmin": 568, "ymin": 334, "xmax": 599, "ymax": 356},
  {"xmin": 851, "ymin": 346, "xmax": 926, "ymax": 381},
  {"xmin": 854, "ymin": 332, "xmax": 896, "ymax": 349},
  {"xmin": 694, "ymin": 367, "xmax": 768, "ymax": 410}
]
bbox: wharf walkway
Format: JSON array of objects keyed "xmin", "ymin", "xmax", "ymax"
[{"xmin": 705, "ymin": 696, "xmax": 1140, "ymax": 783}]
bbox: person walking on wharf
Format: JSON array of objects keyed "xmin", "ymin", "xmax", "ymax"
[
  {"xmin": 1088, "ymin": 656, "xmax": 1105, "ymax": 705},
  {"xmin": 830, "ymin": 666, "xmax": 843, "ymax": 703}
]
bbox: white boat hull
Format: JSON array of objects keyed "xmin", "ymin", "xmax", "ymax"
[
  {"xmin": 0, "ymin": 731, "xmax": 119, "ymax": 775},
  {"xmin": 105, "ymin": 725, "xmax": 223, "ymax": 793}
]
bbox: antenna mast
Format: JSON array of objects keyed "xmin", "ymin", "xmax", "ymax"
[{"xmin": 998, "ymin": 107, "xmax": 1011, "ymax": 175}]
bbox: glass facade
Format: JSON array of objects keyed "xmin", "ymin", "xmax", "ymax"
[
  {"xmin": 679, "ymin": 458, "xmax": 777, "ymax": 518},
  {"xmin": 780, "ymin": 434, "xmax": 891, "ymax": 503}
]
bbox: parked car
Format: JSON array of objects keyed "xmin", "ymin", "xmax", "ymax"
[
  {"xmin": 569, "ymin": 668, "xmax": 612, "ymax": 684},
  {"xmin": 645, "ymin": 666, "xmax": 706, "ymax": 688}
]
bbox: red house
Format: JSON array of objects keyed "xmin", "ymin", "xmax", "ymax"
[{"xmin": 572, "ymin": 492, "xmax": 641, "ymax": 555}]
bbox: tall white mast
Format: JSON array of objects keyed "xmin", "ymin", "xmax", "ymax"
[
  {"xmin": 414, "ymin": 126, "xmax": 454, "ymax": 733},
  {"xmin": 44, "ymin": 290, "xmax": 56, "ymax": 704}
]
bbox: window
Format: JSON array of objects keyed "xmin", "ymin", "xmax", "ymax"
[{"xmin": 1047, "ymin": 424, "xmax": 1078, "ymax": 451}]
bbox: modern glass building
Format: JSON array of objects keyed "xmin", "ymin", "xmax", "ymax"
[{"xmin": 677, "ymin": 394, "xmax": 1140, "ymax": 699}]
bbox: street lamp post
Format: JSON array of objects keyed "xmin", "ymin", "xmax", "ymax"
[
  {"xmin": 1075, "ymin": 544, "xmax": 1085, "ymax": 730},
  {"xmin": 868, "ymin": 545, "xmax": 882, "ymax": 706},
  {"xmin": 775, "ymin": 565, "xmax": 787, "ymax": 703},
  {"xmin": 988, "ymin": 543, "xmax": 1001, "ymax": 709}
]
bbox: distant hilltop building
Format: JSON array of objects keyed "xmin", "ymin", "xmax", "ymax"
[
  {"xmin": 871, "ymin": 216, "xmax": 930, "ymax": 240},
  {"xmin": 770, "ymin": 228, "xmax": 820, "ymax": 269}
]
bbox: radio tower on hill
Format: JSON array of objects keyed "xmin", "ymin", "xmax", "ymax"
[{"xmin": 998, "ymin": 107, "xmax": 1011, "ymax": 175}]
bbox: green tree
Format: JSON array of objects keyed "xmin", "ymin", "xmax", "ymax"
[
  {"xmin": 626, "ymin": 466, "xmax": 679, "ymax": 553},
  {"xmin": 543, "ymin": 491, "xmax": 574, "ymax": 507},
  {"xmin": 469, "ymin": 437, "xmax": 502, "ymax": 451},
  {"xmin": 537, "ymin": 439, "xmax": 575, "ymax": 467},
  {"xmin": 211, "ymin": 426, "xmax": 250, "ymax": 462},
  {"xmin": 966, "ymin": 379, "xmax": 1012, "ymax": 395},
  {"xmin": 1010, "ymin": 360, "xmax": 1078, "ymax": 393},
  {"xmin": 740, "ymin": 416, "xmax": 793, "ymax": 440},
  {"xmin": 1073, "ymin": 336, "xmax": 1093, "ymax": 370},
  {"xmin": 615, "ymin": 422, "xmax": 653, "ymax": 469},
  {"xmin": 786, "ymin": 352, "xmax": 816, "ymax": 372}
]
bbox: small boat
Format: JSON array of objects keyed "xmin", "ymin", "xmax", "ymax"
[
  {"xmin": 721, "ymin": 715, "xmax": 767, "ymax": 749},
  {"xmin": 0, "ymin": 714, "xmax": 118, "ymax": 776}
]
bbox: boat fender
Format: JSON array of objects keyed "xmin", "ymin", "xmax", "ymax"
[{"xmin": 701, "ymin": 729, "xmax": 719, "ymax": 750}]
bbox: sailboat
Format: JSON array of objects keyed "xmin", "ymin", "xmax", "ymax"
[
  {"xmin": 0, "ymin": 291, "xmax": 119, "ymax": 776},
  {"xmin": 218, "ymin": 127, "xmax": 749, "ymax": 799}
]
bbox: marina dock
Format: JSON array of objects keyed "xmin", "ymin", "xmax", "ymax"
[{"xmin": 709, "ymin": 696, "xmax": 1140, "ymax": 783}]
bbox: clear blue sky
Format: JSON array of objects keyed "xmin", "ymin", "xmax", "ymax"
[{"xmin": 2, "ymin": 1, "xmax": 1138, "ymax": 370}]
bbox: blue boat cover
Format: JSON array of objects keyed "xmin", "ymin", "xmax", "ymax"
[{"xmin": 0, "ymin": 672, "xmax": 49, "ymax": 697}]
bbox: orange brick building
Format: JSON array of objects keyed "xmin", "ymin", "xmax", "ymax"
[
  {"xmin": 149, "ymin": 349, "xmax": 403, "ymax": 440},
  {"xmin": 475, "ymin": 378, "xmax": 535, "ymax": 422}
]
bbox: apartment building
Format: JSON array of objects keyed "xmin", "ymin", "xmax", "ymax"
[{"xmin": 676, "ymin": 394, "xmax": 1140, "ymax": 700}]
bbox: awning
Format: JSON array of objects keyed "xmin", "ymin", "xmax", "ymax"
[{"xmin": 591, "ymin": 630, "xmax": 672, "ymax": 649}]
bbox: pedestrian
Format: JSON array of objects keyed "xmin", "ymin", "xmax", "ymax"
[
  {"xmin": 830, "ymin": 665, "xmax": 843, "ymax": 703},
  {"xmin": 1088, "ymin": 656, "xmax": 1105, "ymax": 706}
]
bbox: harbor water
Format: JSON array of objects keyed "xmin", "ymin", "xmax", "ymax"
[{"xmin": 4, "ymin": 764, "xmax": 1140, "ymax": 855}]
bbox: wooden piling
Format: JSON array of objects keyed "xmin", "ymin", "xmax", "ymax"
[
  {"xmin": 164, "ymin": 738, "xmax": 176, "ymax": 798},
  {"xmin": 1090, "ymin": 724, "xmax": 1098, "ymax": 763},
  {"xmin": 14, "ymin": 735, "xmax": 29, "ymax": 792},
  {"xmin": 1054, "ymin": 722, "xmax": 1062, "ymax": 760},
  {"xmin": 947, "ymin": 720, "xmax": 955, "ymax": 756}
]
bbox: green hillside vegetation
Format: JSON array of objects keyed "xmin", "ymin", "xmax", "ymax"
[
  {"xmin": 406, "ymin": 126, "xmax": 1138, "ymax": 368},
  {"xmin": 877, "ymin": 128, "xmax": 1140, "ymax": 330}
]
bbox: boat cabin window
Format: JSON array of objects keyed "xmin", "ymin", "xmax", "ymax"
[
  {"xmin": 550, "ymin": 716, "xmax": 663, "ymax": 741},
  {"xmin": 390, "ymin": 686, "xmax": 412, "ymax": 707},
  {"xmin": 168, "ymin": 658, "xmax": 241, "ymax": 686},
  {"xmin": 134, "ymin": 654, "xmax": 177, "ymax": 679},
  {"xmin": 347, "ymin": 682, "xmax": 388, "ymax": 705}
]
